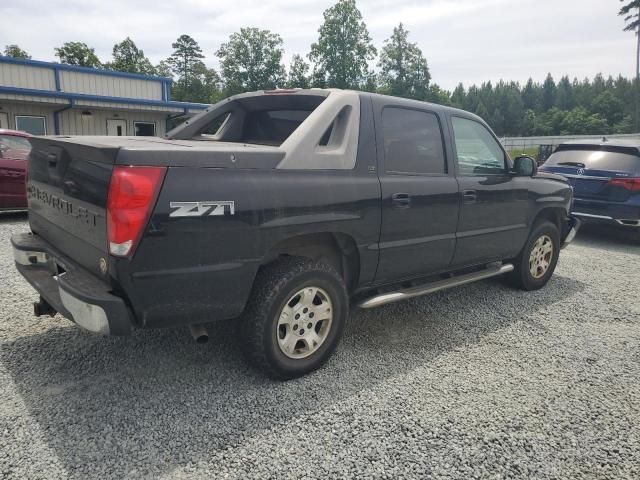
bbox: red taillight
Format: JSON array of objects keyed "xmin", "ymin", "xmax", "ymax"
[
  {"xmin": 607, "ymin": 178, "xmax": 640, "ymax": 192},
  {"xmin": 107, "ymin": 166, "xmax": 166, "ymax": 257}
]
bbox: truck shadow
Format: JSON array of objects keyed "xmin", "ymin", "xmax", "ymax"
[
  {"xmin": 0, "ymin": 211, "xmax": 28, "ymax": 223},
  {"xmin": 1, "ymin": 275, "xmax": 584, "ymax": 479}
]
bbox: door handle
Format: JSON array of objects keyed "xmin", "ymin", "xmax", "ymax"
[
  {"xmin": 462, "ymin": 189, "xmax": 477, "ymax": 204},
  {"xmin": 391, "ymin": 193, "xmax": 411, "ymax": 208}
]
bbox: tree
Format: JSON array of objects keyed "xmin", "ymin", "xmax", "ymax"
[
  {"xmin": 556, "ymin": 76, "xmax": 574, "ymax": 110},
  {"xmin": 109, "ymin": 37, "xmax": 156, "ymax": 75},
  {"xmin": 309, "ymin": 0, "xmax": 376, "ymax": 89},
  {"xmin": 450, "ymin": 83, "xmax": 466, "ymax": 108},
  {"xmin": 54, "ymin": 42, "xmax": 102, "ymax": 68},
  {"xmin": 378, "ymin": 23, "xmax": 430, "ymax": 99},
  {"xmin": 167, "ymin": 35, "xmax": 206, "ymax": 99},
  {"xmin": 3, "ymin": 45, "xmax": 31, "ymax": 59},
  {"xmin": 542, "ymin": 73, "xmax": 557, "ymax": 111},
  {"xmin": 619, "ymin": 1, "xmax": 640, "ymax": 129},
  {"xmin": 216, "ymin": 28, "xmax": 286, "ymax": 94},
  {"xmin": 287, "ymin": 54, "xmax": 310, "ymax": 89}
]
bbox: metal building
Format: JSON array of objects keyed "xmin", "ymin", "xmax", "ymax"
[{"xmin": 0, "ymin": 56, "xmax": 207, "ymax": 136}]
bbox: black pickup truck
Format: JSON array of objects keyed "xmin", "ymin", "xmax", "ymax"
[{"xmin": 11, "ymin": 89, "xmax": 579, "ymax": 378}]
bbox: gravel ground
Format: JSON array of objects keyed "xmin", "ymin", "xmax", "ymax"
[{"xmin": 0, "ymin": 212, "xmax": 639, "ymax": 480}]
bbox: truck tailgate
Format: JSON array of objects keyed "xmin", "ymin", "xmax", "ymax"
[{"xmin": 27, "ymin": 137, "xmax": 118, "ymax": 277}]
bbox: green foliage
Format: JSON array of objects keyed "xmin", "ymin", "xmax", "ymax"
[
  {"xmin": 167, "ymin": 35, "xmax": 205, "ymax": 95},
  {"xmin": 619, "ymin": 1, "xmax": 640, "ymax": 32},
  {"xmin": 108, "ymin": 37, "xmax": 156, "ymax": 75},
  {"xmin": 287, "ymin": 54, "xmax": 310, "ymax": 89},
  {"xmin": 309, "ymin": 0, "xmax": 376, "ymax": 89},
  {"xmin": 3, "ymin": 45, "xmax": 31, "ymax": 59},
  {"xmin": 54, "ymin": 42, "xmax": 102, "ymax": 67},
  {"xmin": 217, "ymin": 28, "xmax": 286, "ymax": 94},
  {"xmin": 378, "ymin": 23, "xmax": 430, "ymax": 100},
  {"xmin": 165, "ymin": 35, "xmax": 222, "ymax": 103}
]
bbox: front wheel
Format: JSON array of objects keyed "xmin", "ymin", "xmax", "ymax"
[
  {"xmin": 507, "ymin": 220, "xmax": 560, "ymax": 291},
  {"xmin": 239, "ymin": 257, "xmax": 348, "ymax": 379}
]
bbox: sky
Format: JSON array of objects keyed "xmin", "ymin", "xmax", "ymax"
[{"xmin": 0, "ymin": 0, "xmax": 635, "ymax": 90}]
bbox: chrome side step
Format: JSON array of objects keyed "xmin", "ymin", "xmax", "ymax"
[{"xmin": 358, "ymin": 263, "xmax": 514, "ymax": 309}]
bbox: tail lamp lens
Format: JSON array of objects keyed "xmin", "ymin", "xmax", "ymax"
[
  {"xmin": 107, "ymin": 166, "xmax": 166, "ymax": 257},
  {"xmin": 607, "ymin": 178, "xmax": 640, "ymax": 192}
]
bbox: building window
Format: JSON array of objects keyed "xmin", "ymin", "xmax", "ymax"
[
  {"xmin": 15, "ymin": 116, "xmax": 47, "ymax": 135},
  {"xmin": 134, "ymin": 122, "xmax": 156, "ymax": 136}
]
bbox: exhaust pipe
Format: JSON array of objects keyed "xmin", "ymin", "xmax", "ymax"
[{"xmin": 189, "ymin": 324, "xmax": 209, "ymax": 344}]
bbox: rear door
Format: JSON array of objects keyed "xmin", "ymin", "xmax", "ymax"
[
  {"xmin": 374, "ymin": 102, "xmax": 459, "ymax": 284},
  {"xmin": 449, "ymin": 116, "xmax": 528, "ymax": 266}
]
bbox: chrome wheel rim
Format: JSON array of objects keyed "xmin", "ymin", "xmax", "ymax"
[
  {"xmin": 529, "ymin": 234, "xmax": 554, "ymax": 279},
  {"xmin": 277, "ymin": 286, "xmax": 333, "ymax": 359}
]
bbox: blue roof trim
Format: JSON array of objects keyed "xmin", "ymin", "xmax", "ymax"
[
  {"xmin": 0, "ymin": 55, "xmax": 173, "ymax": 82},
  {"xmin": 0, "ymin": 85, "xmax": 208, "ymax": 110}
]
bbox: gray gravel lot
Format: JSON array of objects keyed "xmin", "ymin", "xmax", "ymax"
[{"xmin": 0, "ymin": 212, "xmax": 639, "ymax": 480}]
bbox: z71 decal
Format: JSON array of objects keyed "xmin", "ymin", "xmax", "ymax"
[{"xmin": 169, "ymin": 201, "xmax": 235, "ymax": 217}]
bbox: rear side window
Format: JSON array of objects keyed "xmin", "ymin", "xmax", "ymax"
[
  {"xmin": 243, "ymin": 110, "xmax": 312, "ymax": 146},
  {"xmin": 382, "ymin": 107, "xmax": 446, "ymax": 174},
  {"xmin": 545, "ymin": 149, "xmax": 640, "ymax": 174},
  {"xmin": 451, "ymin": 116, "xmax": 506, "ymax": 175}
]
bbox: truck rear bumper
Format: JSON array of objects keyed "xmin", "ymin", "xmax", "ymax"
[{"xmin": 11, "ymin": 232, "xmax": 133, "ymax": 335}]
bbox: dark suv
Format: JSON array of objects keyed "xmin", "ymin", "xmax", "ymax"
[{"xmin": 539, "ymin": 140, "xmax": 640, "ymax": 238}]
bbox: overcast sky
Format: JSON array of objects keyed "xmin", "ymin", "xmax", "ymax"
[{"xmin": 0, "ymin": 0, "xmax": 634, "ymax": 90}]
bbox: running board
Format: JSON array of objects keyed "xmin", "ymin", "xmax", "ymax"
[{"xmin": 358, "ymin": 263, "xmax": 515, "ymax": 309}]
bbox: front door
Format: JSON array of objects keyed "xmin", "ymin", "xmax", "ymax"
[
  {"xmin": 450, "ymin": 116, "xmax": 528, "ymax": 266},
  {"xmin": 107, "ymin": 119, "xmax": 127, "ymax": 136},
  {"xmin": 375, "ymin": 105, "xmax": 459, "ymax": 284},
  {"xmin": 0, "ymin": 112, "xmax": 8, "ymax": 129}
]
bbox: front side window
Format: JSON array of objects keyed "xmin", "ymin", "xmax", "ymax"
[
  {"xmin": 134, "ymin": 122, "xmax": 156, "ymax": 136},
  {"xmin": 382, "ymin": 107, "xmax": 446, "ymax": 174},
  {"xmin": 451, "ymin": 116, "xmax": 506, "ymax": 175},
  {"xmin": 15, "ymin": 116, "xmax": 46, "ymax": 135}
]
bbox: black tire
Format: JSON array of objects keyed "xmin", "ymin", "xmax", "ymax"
[
  {"xmin": 507, "ymin": 220, "xmax": 560, "ymax": 291},
  {"xmin": 239, "ymin": 257, "xmax": 349, "ymax": 380}
]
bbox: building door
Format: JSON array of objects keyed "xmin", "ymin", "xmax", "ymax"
[
  {"xmin": 107, "ymin": 119, "xmax": 127, "ymax": 136},
  {"xmin": 0, "ymin": 112, "xmax": 8, "ymax": 129}
]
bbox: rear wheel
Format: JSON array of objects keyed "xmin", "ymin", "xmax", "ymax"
[
  {"xmin": 239, "ymin": 257, "xmax": 348, "ymax": 379},
  {"xmin": 507, "ymin": 220, "xmax": 560, "ymax": 291}
]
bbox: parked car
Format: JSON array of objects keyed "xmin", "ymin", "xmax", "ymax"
[
  {"xmin": 0, "ymin": 129, "xmax": 31, "ymax": 210},
  {"xmin": 11, "ymin": 89, "xmax": 579, "ymax": 379},
  {"xmin": 539, "ymin": 139, "xmax": 640, "ymax": 238}
]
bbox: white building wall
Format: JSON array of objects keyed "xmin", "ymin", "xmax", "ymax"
[
  {"xmin": 59, "ymin": 70, "xmax": 163, "ymax": 100},
  {"xmin": 58, "ymin": 109, "xmax": 167, "ymax": 136},
  {"xmin": 0, "ymin": 63, "xmax": 56, "ymax": 90},
  {"xmin": 0, "ymin": 102, "xmax": 56, "ymax": 134},
  {"xmin": 0, "ymin": 101, "xmax": 168, "ymax": 136}
]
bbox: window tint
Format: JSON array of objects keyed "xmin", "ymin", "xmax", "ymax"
[
  {"xmin": 134, "ymin": 122, "xmax": 156, "ymax": 136},
  {"xmin": 382, "ymin": 108, "xmax": 446, "ymax": 174},
  {"xmin": 242, "ymin": 109, "xmax": 312, "ymax": 146},
  {"xmin": 451, "ymin": 117, "xmax": 506, "ymax": 175},
  {"xmin": 15, "ymin": 116, "xmax": 46, "ymax": 135},
  {"xmin": 0, "ymin": 135, "xmax": 31, "ymax": 151}
]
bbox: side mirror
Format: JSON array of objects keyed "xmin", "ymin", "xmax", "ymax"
[{"xmin": 513, "ymin": 155, "xmax": 537, "ymax": 176}]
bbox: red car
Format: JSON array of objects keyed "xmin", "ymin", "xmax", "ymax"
[{"xmin": 0, "ymin": 129, "xmax": 31, "ymax": 211}]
